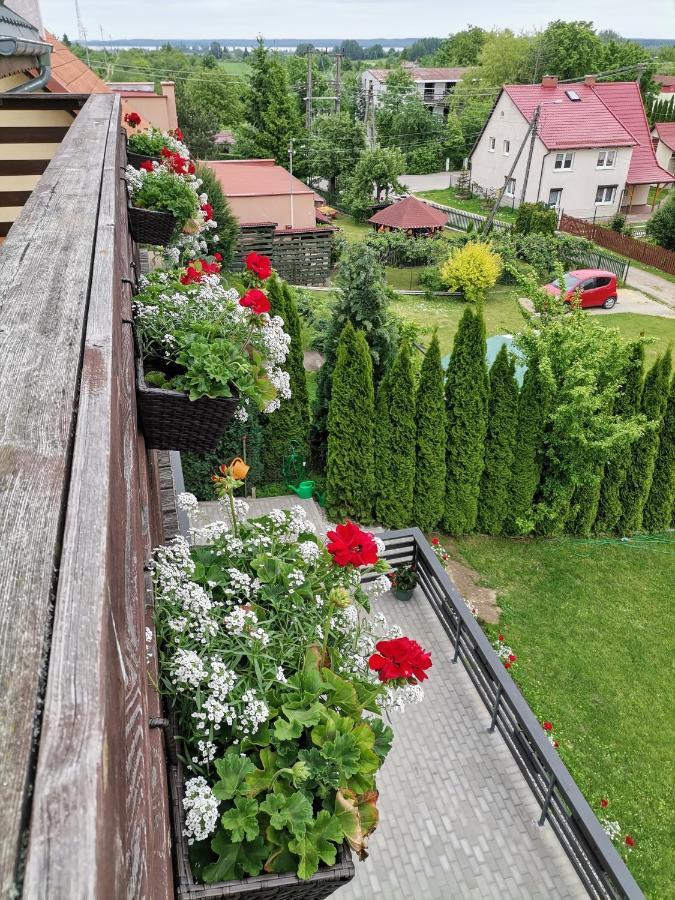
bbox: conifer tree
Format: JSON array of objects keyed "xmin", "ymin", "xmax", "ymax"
[
  {"xmin": 595, "ymin": 341, "xmax": 644, "ymax": 532},
  {"xmin": 478, "ymin": 344, "xmax": 519, "ymax": 534},
  {"xmin": 443, "ymin": 307, "xmax": 489, "ymax": 534},
  {"xmin": 375, "ymin": 342, "xmax": 416, "ymax": 528},
  {"xmin": 374, "ymin": 372, "xmax": 392, "ymax": 526},
  {"xmin": 326, "ymin": 323, "xmax": 375, "ymax": 522},
  {"xmin": 642, "ymin": 373, "xmax": 675, "ymax": 532},
  {"xmin": 504, "ymin": 351, "xmax": 549, "ymax": 535},
  {"xmin": 413, "ymin": 333, "xmax": 446, "ymax": 532},
  {"xmin": 283, "ymin": 284, "xmax": 310, "ymax": 446},
  {"xmin": 619, "ymin": 350, "xmax": 672, "ymax": 533}
]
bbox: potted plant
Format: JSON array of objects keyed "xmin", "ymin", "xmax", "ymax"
[
  {"xmin": 126, "ymin": 161, "xmax": 200, "ymax": 246},
  {"xmin": 124, "ymin": 117, "xmax": 188, "ymax": 168},
  {"xmin": 390, "ymin": 565, "xmax": 417, "ymax": 601},
  {"xmin": 133, "ymin": 256, "xmax": 291, "ymax": 451},
  {"xmin": 151, "ymin": 514, "xmax": 432, "ymax": 897}
]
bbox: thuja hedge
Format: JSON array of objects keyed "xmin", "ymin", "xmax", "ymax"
[
  {"xmin": 413, "ymin": 333, "xmax": 446, "ymax": 532},
  {"xmin": 643, "ymin": 373, "xmax": 675, "ymax": 532}
]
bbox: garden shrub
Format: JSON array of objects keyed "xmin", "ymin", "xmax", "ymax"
[
  {"xmin": 443, "ymin": 306, "xmax": 489, "ymax": 534},
  {"xmin": 643, "ymin": 372, "xmax": 675, "ymax": 532},
  {"xmin": 326, "ymin": 323, "xmax": 376, "ymax": 522},
  {"xmin": 439, "ymin": 241, "xmax": 502, "ymax": 302},
  {"xmin": 362, "ymin": 231, "xmax": 447, "ymax": 267},
  {"xmin": 477, "ymin": 344, "xmax": 519, "ymax": 534},
  {"xmin": 514, "ymin": 201, "xmax": 557, "ymax": 236},
  {"xmin": 413, "ymin": 333, "xmax": 446, "ymax": 532},
  {"xmin": 646, "ymin": 194, "xmax": 675, "ymax": 251},
  {"xmin": 608, "ymin": 213, "xmax": 627, "ymax": 234}
]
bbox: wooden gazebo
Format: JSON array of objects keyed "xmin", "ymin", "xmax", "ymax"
[{"xmin": 368, "ymin": 195, "xmax": 448, "ymax": 236}]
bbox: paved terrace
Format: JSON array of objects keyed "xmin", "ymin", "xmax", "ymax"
[{"xmin": 194, "ymin": 496, "xmax": 586, "ymax": 898}]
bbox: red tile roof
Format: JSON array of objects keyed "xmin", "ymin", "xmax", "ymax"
[
  {"xmin": 203, "ymin": 160, "xmax": 314, "ymax": 197},
  {"xmin": 45, "ymin": 31, "xmax": 111, "ymax": 95},
  {"xmin": 655, "ymin": 122, "xmax": 675, "ymax": 152},
  {"xmin": 503, "ymin": 82, "xmax": 636, "ymax": 150},
  {"xmin": 368, "ymin": 66, "xmax": 467, "ymax": 83},
  {"xmin": 594, "ymin": 82, "xmax": 675, "ymax": 185},
  {"xmin": 368, "ymin": 196, "xmax": 448, "ymax": 229},
  {"xmin": 654, "ymin": 75, "xmax": 675, "ymax": 93}
]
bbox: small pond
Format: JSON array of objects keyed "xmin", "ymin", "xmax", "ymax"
[{"xmin": 441, "ymin": 334, "xmax": 527, "ymax": 385}]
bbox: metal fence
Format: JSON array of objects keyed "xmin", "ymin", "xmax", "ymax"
[
  {"xmin": 421, "ymin": 198, "xmax": 513, "ymax": 235},
  {"xmin": 573, "ymin": 250, "xmax": 630, "ymax": 283},
  {"xmin": 377, "ymin": 528, "xmax": 645, "ymax": 900}
]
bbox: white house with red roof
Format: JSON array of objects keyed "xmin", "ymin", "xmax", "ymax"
[
  {"xmin": 361, "ymin": 62, "xmax": 468, "ymax": 118},
  {"xmin": 470, "ymin": 75, "xmax": 675, "ymax": 220},
  {"xmin": 653, "ymin": 122, "xmax": 675, "ymax": 176}
]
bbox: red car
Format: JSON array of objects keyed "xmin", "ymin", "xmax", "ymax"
[{"xmin": 543, "ymin": 269, "xmax": 618, "ymax": 309}]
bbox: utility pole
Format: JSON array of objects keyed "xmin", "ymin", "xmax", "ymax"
[
  {"xmin": 305, "ymin": 50, "xmax": 313, "ymax": 132},
  {"xmin": 334, "ymin": 52, "xmax": 342, "ymax": 114},
  {"xmin": 483, "ymin": 115, "xmax": 536, "ymax": 236},
  {"xmin": 288, "ymin": 139, "xmax": 295, "ymax": 228},
  {"xmin": 519, "ymin": 104, "xmax": 540, "ymax": 206}
]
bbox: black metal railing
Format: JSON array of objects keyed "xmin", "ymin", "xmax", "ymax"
[{"xmin": 377, "ymin": 528, "xmax": 644, "ymax": 900}]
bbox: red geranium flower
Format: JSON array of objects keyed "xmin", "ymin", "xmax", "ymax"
[
  {"xmin": 173, "ymin": 127, "xmax": 184, "ymax": 141},
  {"xmin": 498, "ymin": 633, "xmax": 504, "ymax": 642},
  {"xmin": 140, "ymin": 159, "xmax": 154, "ymax": 172},
  {"xmin": 213, "ymin": 252, "xmax": 223, "ymax": 262},
  {"xmin": 326, "ymin": 521, "xmax": 378, "ymax": 567},
  {"xmin": 625, "ymin": 836, "xmax": 635, "ymax": 847},
  {"xmin": 600, "ymin": 799, "xmax": 608, "ymax": 809},
  {"xmin": 124, "ymin": 111, "xmax": 141, "ymax": 127},
  {"xmin": 246, "ymin": 251, "xmax": 273, "ymax": 280},
  {"xmin": 431, "ymin": 537, "xmax": 439, "ymax": 546},
  {"xmin": 201, "ymin": 202, "xmax": 214, "ymax": 221},
  {"xmin": 180, "ymin": 265, "xmax": 202, "ymax": 285},
  {"xmin": 188, "ymin": 161, "xmax": 196, "ymax": 175},
  {"xmin": 504, "ymin": 661, "xmax": 511, "ymax": 669},
  {"xmin": 161, "ymin": 146, "xmax": 172, "ymax": 158},
  {"xmin": 369, "ymin": 636, "xmax": 432, "ymax": 684},
  {"xmin": 508, "ymin": 654, "xmax": 516, "ymax": 662},
  {"xmin": 240, "ymin": 288, "xmax": 271, "ymax": 315},
  {"xmin": 543, "ymin": 721, "xmax": 553, "ymax": 732}
]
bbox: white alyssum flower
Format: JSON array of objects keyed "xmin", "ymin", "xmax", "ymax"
[
  {"xmin": 183, "ymin": 776, "xmax": 219, "ymax": 844},
  {"xmin": 297, "ymin": 541, "xmax": 320, "ymax": 564},
  {"xmin": 239, "ymin": 688, "xmax": 269, "ymax": 735},
  {"xmin": 378, "ymin": 682, "xmax": 425, "ymax": 711},
  {"xmin": 367, "ymin": 574, "xmax": 393, "ymax": 598},
  {"xmin": 177, "ymin": 492, "xmax": 199, "ymax": 513},
  {"xmin": 172, "ymin": 648, "xmax": 207, "ymax": 688}
]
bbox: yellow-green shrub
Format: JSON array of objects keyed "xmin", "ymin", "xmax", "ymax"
[{"xmin": 439, "ymin": 241, "xmax": 502, "ymax": 302}]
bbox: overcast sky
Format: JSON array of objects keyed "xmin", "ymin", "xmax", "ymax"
[{"xmin": 41, "ymin": 0, "xmax": 675, "ymax": 41}]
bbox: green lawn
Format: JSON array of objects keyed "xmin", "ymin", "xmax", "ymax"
[
  {"xmin": 442, "ymin": 534, "xmax": 675, "ymax": 898},
  {"xmin": 333, "ymin": 213, "xmax": 371, "ymax": 242},
  {"xmin": 416, "ymin": 187, "xmax": 518, "ymax": 224},
  {"xmin": 385, "ymin": 266, "xmax": 425, "ymax": 291}
]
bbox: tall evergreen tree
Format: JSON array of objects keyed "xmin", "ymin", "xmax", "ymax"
[
  {"xmin": 478, "ymin": 344, "xmax": 519, "ymax": 534},
  {"xmin": 375, "ymin": 342, "xmax": 416, "ymax": 528},
  {"xmin": 505, "ymin": 351, "xmax": 549, "ymax": 535},
  {"xmin": 443, "ymin": 307, "xmax": 489, "ymax": 534},
  {"xmin": 413, "ymin": 333, "xmax": 446, "ymax": 532},
  {"xmin": 260, "ymin": 281, "xmax": 310, "ymax": 482},
  {"xmin": 642, "ymin": 373, "xmax": 675, "ymax": 532},
  {"xmin": 595, "ymin": 342, "xmax": 644, "ymax": 532},
  {"xmin": 374, "ymin": 372, "xmax": 392, "ymax": 526},
  {"xmin": 326, "ymin": 323, "xmax": 375, "ymax": 522},
  {"xmin": 619, "ymin": 350, "xmax": 672, "ymax": 533},
  {"xmin": 311, "ymin": 243, "xmax": 397, "ymax": 467}
]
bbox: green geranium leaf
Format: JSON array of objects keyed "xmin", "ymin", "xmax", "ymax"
[
  {"xmin": 203, "ymin": 831, "xmax": 267, "ymax": 882},
  {"xmin": 298, "ymin": 748, "xmax": 341, "ymax": 795},
  {"xmin": 320, "ymin": 732, "xmax": 361, "ymax": 778},
  {"xmin": 259, "ymin": 790, "xmax": 313, "ymax": 838},
  {"xmin": 320, "ymin": 668, "xmax": 363, "ymax": 717},
  {"xmin": 311, "ymin": 710, "xmax": 351, "ymax": 748},
  {"xmin": 245, "ymin": 748, "xmax": 278, "ymax": 797},
  {"xmin": 264, "ymin": 825, "xmax": 298, "ymax": 874},
  {"xmin": 353, "ymin": 680, "xmax": 384, "ymax": 714},
  {"xmin": 213, "ymin": 749, "xmax": 256, "ymax": 801},
  {"xmin": 273, "ymin": 716, "xmax": 304, "ymax": 742},
  {"xmin": 220, "ymin": 796, "xmax": 260, "ymax": 843},
  {"xmin": 371, "ymin": 718, "xmax": 394, "ymax": 762},
  {"xmin": 288, "ymin": 810, "xmax": 345, "ymax": 880},
  {"xmin": 281, "ymin": 701, "xmax": 325, "ymax": 729}
]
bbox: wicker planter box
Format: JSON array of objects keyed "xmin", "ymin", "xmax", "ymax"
[
  {"xmin": 127, "ymin": 149, "xmax": 160, "ymax": 169},
  {"xmin": 168, "ymin": 760, "xmax": 355, "ymax": 900},
  {"xmin": 128, "ymin": 204, "xmax": 177, "ymax": 247},
  {"xmin": 135, "ymin": 356, "xmax": 239, "ymax": 452}
]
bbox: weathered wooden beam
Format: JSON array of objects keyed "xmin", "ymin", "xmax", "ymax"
[{"xmin": 0, "ymin": 92, "xmax": 114, "ymax": 898}]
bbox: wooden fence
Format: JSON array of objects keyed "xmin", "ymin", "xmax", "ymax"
[
  {"xmin": 0, "ymin": 94, "xmax": 172, "ymax": 898},
  {"xmin": 233, "ymin": 223, "xmax": 335, "ymax": 285},
  {"xmin": 560, "ymin": 213, "xmax": 675, "ymax": 277}
]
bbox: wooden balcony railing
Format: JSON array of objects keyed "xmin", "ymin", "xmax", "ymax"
[{"xmin": 0, "ymin": 93, "xmax": 172, "ymax": 898}]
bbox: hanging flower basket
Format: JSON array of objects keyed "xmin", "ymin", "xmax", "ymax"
[
  {"xmin": 127, "ymin": 149, "xmax": 160, "ymax": 169},
  {"xmin": 167, "ymin": 755, "xmax": 355, "ymax": 900},
  {"xmin": 128, "ymin": 204, "xmax": 177, "ymax": 247},
  {"xmin": 135, "ymin": 355, "xmax": 239, "ymax": 452}
]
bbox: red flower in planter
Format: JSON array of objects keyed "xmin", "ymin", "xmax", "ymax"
[
  {"xmin": 625, "ymin": 836, "xmax": 635, "ymax": 847},
  {"xmin": 173, "ymin": 127, "xmax": 184, "ymax": 141},
  {"xmin": 498, "ymin": 633, "xmax": 504, "ymax": 642},
  {"xmin": 326, "ymin": 521, "xmax": 378, "ymax": 567},
  {"xmin": 601, "ymin": 799, "xmax": 608, "ymax": 809},
  {"xmin": 369, "ymin": 637, "xmax": 432, "ymax": 684},
  {"xmin": 543, "ymin": 721, "xmax": 553, "ymax": 732},
  {"xmin": 246, "ymin": 251, "xmax": 273, "ymax": 280},
  {"xmin": 504, "ymin": 661, "xmax": 511, "ymax": 669},
  {"xmin": 124, "ymin": 111, "xmax": 141, "ymax": 127},
  {"xmin": 140, "ymin": 159, "xmax": 154, "ymax": 172},
  {"xmin": 508, "ymin": 654, "xmax": 516, "ymax": 663},
  {"xmin": 431, "ymin": 537, "xmax": 439, "ymax": 546},
  {"xmin": 180, "ymin": 265, "xmax": 202, "ymax": 285},
  {"xmin": 240, "ymin": 288, "xmax": 270, "ymax": 315},
  {"xmin": 213, "ymin": 252, "xmax": 223, "ymax": 262},
  {"xmin": 201, "ymin": 202, "xmax": 214, "ymax": 221}
]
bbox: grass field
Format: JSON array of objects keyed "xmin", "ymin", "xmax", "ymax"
[
  {"xmin": 416, "ymin": 187, "xmax": 518, "ymax": 223},
  {"xmin": 443, "ymin": 533, "xmax": 675, "ymax": 898}
]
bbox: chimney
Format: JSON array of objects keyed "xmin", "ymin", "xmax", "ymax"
[
  {"xmin": 541, "ymin": 75, "xmax": 558, "ymax": 88},
  {"xmin": 584, "ymin": 74, "xmax": 597, "ymax": 86}
]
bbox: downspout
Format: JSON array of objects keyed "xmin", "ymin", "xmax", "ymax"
[{"xmin": 7, "ymin": 50, "xmax": 52, "ymax": 92}]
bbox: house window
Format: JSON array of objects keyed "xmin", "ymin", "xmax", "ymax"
[
  {"xmin": 548, "ymin": 188, "xmax": 563, "ymax": 208},
  {"xmin": 554, "ymin": 152, "xmax": 574, "ymax": 170},
  {"xmin": 505, "ymin": 178, "xmax": 516, "ymax": 196},
  {"xmin": 595, "ymin": 185, "xmax": 617, "ymax": 204},
  {"xmin": 488, "ymin": 136, "xmax": 495, "ymax": 152},
  {"xmin": 503, "ymin": 139, "xmax": 511, "ymax": 155},
  {"xmin": 424, "ymin": 82, "xmax": 435, "ymax": 100},
  {"xmin": 597, "ymin": 150, "xmax": 617, "ymax": 168}
]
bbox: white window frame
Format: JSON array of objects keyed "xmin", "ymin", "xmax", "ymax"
[
  {"xmin": 597, "ymin": 149, "xmax": 617, "ymax": 169},
  {"xmin": 503, "ymin": 139, "xmax": 511, "ymax": 155},
  {"xmin": 488, "ymin": 136, "xmax": 495, "ymax": 152},
  {"xmin": 595, "ymin": 184, "xmax": 617, "ymax": 205},
  {"xmin": 554, "ymin": 151, "xmax": 574, "ymax": 170},
  {"xmin": 505, "ymin": 177, "xmax": 516, "ymax": 196},
  {"xmin": 548, "ymin": 188, "xmax": 563, "ymax": 208}
]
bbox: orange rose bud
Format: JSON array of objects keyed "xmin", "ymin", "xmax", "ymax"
[{"xmin": 229, "ymin": 457, "xmax": 250, "ymax": 480}]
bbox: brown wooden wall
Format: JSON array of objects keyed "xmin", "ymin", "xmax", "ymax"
[
  {"xmin": 0, "ymin": 93, "xmax": 172, "ymax": 899},
  {"xmin": 232, "ymin": 223, "xmax": 335, "ymax": 285}
]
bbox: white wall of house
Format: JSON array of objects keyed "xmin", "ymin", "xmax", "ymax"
[
  {"xmin": 655, "ymin": 139, "xmax": 675, "ymax": 175},
  {"xmin": 470, "ymin": 91, "xmax": 633, "ymax": 219},
  {"xmin": 361, "ymin": 71, "xmax": 459, "ymax": 116}
]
